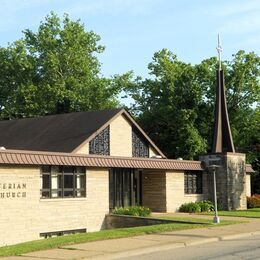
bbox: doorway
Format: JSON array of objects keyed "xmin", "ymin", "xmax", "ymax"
[{"xmin": 109, "ymin": 168, "xmax": 142, "ymax": 210}]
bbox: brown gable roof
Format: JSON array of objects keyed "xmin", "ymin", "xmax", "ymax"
[
  {"xmin": 0, "ymin": 109, "xmax": 122, "ymax": 153},
  {"xmin": 0, "ymin": 149, "xmax": 202, "ymax": 171}
]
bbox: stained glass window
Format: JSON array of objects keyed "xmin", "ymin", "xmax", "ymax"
[
  {"xmin": 132, "ymin": 128, "xmax": 149, "ymax": 157},
  {"xmin": 89, "ymin": 126, "xmax": 110, "ymax": 155}
]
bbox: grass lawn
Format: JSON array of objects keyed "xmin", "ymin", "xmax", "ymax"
[
  {"xmin": 0, "ymin": 217, "xmax": 242, "ymax": 257},
  {"xmin": 208, "ymin": 208, "xmax": 260, "ymax": 218}
]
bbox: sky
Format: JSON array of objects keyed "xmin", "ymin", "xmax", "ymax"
[{"xmin": 0, "ymin": 0, "xmax": 259, "ymax": 78}]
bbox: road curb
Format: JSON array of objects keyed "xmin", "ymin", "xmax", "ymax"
[
  {"xmin": 94, "ymin": 231, "xmax": 260, "ymax": 260},
  {"xmin": 220, "ymin": 231, "xmax": 260, "ymax": 240},
  {"xmin": 93, "ymin": 242, "xmax": 186, "ymax": 260}
]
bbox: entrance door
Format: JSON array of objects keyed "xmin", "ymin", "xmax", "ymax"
[{"xmin": 109, "ymin": 168, "xmax": 142, "ymax": 210}]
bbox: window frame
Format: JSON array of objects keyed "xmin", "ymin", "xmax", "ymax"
[
  {"xmin": 41, "ymin": 166, "xmax": 86, "ymax": 199},
  {"xmin": 184, "ymin": 171, "xmax": 203, "ymax": 194}
]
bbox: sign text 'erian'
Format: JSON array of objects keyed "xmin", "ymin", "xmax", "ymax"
[{"xmin": 0, "ymin": 183, "xmax": 27, "ymax": 199}]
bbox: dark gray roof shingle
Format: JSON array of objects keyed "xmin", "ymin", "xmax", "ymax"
[{"xmin": 0, "ymin": 108, "xmax": 122, "ymax": 152}]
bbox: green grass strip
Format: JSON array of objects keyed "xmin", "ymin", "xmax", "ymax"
[
  {"xmin": 0, "ymin": 218, "xmax": 243, "ymax": 257},
  {"xmin": 203, "ymin": 208, "xmax": 260, "ymax": 218}
]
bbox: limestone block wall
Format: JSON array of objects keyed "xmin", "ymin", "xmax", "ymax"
[
  {"xmin": 75, "ymin": 142, "xmax": 89, "ymax": 154},
  {"xmin": 246, "ymin": 173, "xmax": 251, "ymax": 197},
  {"xmin": 0, "ymin": 166, "xmax": 109, "ymax": 247},
  {"xmin": 142, "ymin": 171, "xmax": 166, "ymax": 212},
  {"xmin": 142, "ymin": 170, "xmax": 208, "ymax": 213},
  {"xmin": 0, "ymin": 166, "xmax": 40, "ymax": 246},
  {"xmin": 110, "ymin": 114, "xmax": 132, "ymax": 157},
  {"xmin": 166, "ymin": 171, "xmax": 208, "ymax": 212},
  {"xmin": 149, "ymin": 147, "xmax": 159, "ymax": 157}
]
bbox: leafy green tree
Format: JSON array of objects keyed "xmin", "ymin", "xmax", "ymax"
[
  {"xmin": 0, "ymin": 12, "xmax": 120, "ymax": 119},
  {"xmin": 120, "ymin": 49, "xmax": 207, "ymax": 159},
  {"xmin": 121, "ymin": 49, "xmax": 259, "ymax": 161}
]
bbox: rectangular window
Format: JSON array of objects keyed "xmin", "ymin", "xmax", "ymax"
[
  {"xmin": 41, "ymin": 166, "xmax": 86, "ymax": 199},
  {"xmin": 184, "ymin": 171, "xmax": 203, "ymax": 194}
]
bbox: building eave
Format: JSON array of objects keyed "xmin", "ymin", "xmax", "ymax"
[{"xmin": 0, "ymin": 149, "xmax": 201, "ymax": 171}]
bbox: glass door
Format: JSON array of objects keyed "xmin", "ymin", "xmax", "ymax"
[{"xmin": 109, "ymin": 168, "xmax": 142, "ymax": 210}]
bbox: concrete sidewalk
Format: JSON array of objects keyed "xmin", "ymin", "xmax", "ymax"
[{"xmin": 4, "ymin": 215, "xmax": 260, "ymax": 260}]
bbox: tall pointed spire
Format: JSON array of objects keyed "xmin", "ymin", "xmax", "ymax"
[{"xmin": 212, "ymin": 35, "xmax": 235, "ymax": 153}]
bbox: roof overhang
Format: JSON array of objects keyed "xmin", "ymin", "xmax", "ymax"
[
  {"xmin": 0, "ymin": 149, "xmax": 202, "ymax": 171},
  {"xmin": 0, "ymin": 149, "xmax": 253, "ymax": 173}
]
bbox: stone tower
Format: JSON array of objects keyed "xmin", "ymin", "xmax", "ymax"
[{"xmin": 200, "ymin": 36, "xmax": 247, "ymax": 210}]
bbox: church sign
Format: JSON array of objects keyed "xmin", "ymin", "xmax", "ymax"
[{"xmin": 0, "ymin": 183, "xmax": 27, "ymax": 199}]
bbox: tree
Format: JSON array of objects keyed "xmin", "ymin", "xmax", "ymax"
[
  {"xmin": 0, "ymin": 12, "xmax": 121, "ymax": 119},
  {"xmin": 121, "ymin": 49, "xmax": 259, "ymax": 161},
  {"xmin": 120, "ymin": 49, "xmax": 207, "ymax": 159}
]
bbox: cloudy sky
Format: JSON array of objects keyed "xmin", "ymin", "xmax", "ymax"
[{"xmin": 0, "ymin": 0, "xmax": 259, "ymax": 77}]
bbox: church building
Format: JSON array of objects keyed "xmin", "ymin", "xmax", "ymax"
[
  {"xmin": 0, "ymin": 40, "xmax": 254, "ymax": 246},
  {"xmin": 0, "ymin": 107, "xmax": 253, "ymax": 246}
]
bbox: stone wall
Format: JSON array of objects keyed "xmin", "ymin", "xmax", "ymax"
[
  {"xmin": 105, "ymin": 214, "xmax": 174, "ymax": 229},
  {"xmin": 0, "ymin": 166, "xmax": 109, "ymax": 246},
  {"xmin": 200, "ymin": 153, "xmax": 246, "ymax": 210}
]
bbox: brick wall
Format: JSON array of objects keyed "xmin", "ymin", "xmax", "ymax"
[
  {"xmin": 0, "ymin": 166, "xmax": 109, "ymax": 246},
  {"xmin": 142, "ymin": 171, "xmax": 166, "ymax": 212}
]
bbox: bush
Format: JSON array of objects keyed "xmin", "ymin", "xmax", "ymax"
[
  {"xmin": 179, "ymin": 202, "xmax": 201, "ymax": 213},
  {"xmin": 112, "ymin": 206, "xmax": 151, "ymax": 217},
  {"xmin": 179, "ymin": 201, "xmax": 214, "ymax": 213},
  {"xmin": 197, "ymin": 200, "xmax": 215, "ymax": 212},
  {"xmin": 247, "ymin": 195, "xmax": 260, "ymax": 208}
]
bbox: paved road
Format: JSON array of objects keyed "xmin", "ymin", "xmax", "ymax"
[{"xmin": 120, "ymin": 234, "xmax": 260, "ymax": 260}]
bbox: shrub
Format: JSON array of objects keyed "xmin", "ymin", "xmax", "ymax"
[
  {"xmin": 247, "ymin": 195, "xmax": 260, "ymax": 208},
  {"xmin": 112, "ymin": 206, "xmax": 151, "ymax": 217},
  {"xmin": 197, "ymin": 200, "xmax": 214, "ymax": 212},
  {"xmin": 179, "ymin": 201, "xmax": 215, "ymax": 213},
  {"xmin": 179, "ymin": 202, "xmax": 201, "ymax": 213}
]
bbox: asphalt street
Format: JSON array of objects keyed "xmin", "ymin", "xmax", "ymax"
[{"xmin": 119, "ymin": 234, "xmax": 260, "ymax": 260}]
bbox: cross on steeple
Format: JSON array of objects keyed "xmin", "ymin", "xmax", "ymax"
[
  {"xmin": 216, "ymin": 34, "xmax": 222, "ymax": 70},
  {"xmin": 212, "ymin": 35, "xmax": 235, "ymax": 153}
]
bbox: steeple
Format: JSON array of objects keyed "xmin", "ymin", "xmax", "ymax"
[{"xmin": 212, "ymin": 35, "xmax": 235, "ymax": 153}]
